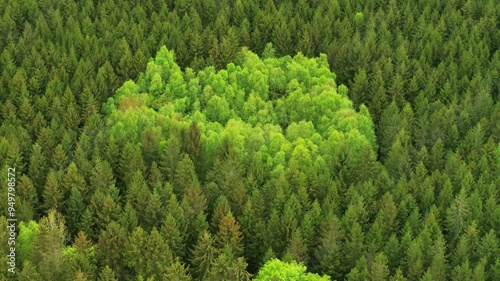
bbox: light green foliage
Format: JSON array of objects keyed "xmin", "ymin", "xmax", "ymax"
[
  {"xmin": 104, "ymin": 46, "xmax": 377, "ymax": 186},
  {"xmin": 354, "ymin": 12, "xmax": 364, "ymax": 26},
  {"xmin": 254, "ymin": 259, "xmax": 330, "ymax": 281},
  {"xmin": 17, "ymin": 221, "xmax": 39, "ymax": 265}
]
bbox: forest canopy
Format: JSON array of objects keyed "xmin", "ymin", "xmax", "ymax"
[
  {"xmin": 0, "ymin": 0, "xmax": 499, "ymax": 280},
  {"xmin": 103, "ymin": 46, "xmax": 377, "ymax": 188}
]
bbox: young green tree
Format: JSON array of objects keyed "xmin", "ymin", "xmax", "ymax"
[
  {"xmin": 17, "ymin": 220, "xmax": 39, "ymax": 266},
  {"xmin": 254, "ymin": 259, "xmax": 330, "ymax": 281}
]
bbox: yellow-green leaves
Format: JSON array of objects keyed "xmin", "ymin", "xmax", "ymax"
[
  {"xmin": 254, "ymin": 259, "xmax": 330, "ymax": 281},
  {"xmin": 104, "ymin": 46, "xmax": 377, "ymax": 188}
]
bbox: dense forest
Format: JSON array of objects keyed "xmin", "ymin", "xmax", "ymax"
[{"xmin": 0, "ymin": 0, "xmax": 499, "ymax": 280}]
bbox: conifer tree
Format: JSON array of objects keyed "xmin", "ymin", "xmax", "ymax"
[
  {"xmin": 104, "ymin": 135, "xmax": 120, "ymax": 175},
  {"xmin": 28, "ymin": 143, "xmax": 47, "ymax": 199},
  {"xmin": 343, "ymin": 221, "xmax": 365, "ymax": 272},
  {"xmin": 52, "ymin": 144, "xmax": 68, "ymax": 171},
  {"xmin": 314, "ymin": 214, "xmax": 344, "ymax": 280},
  {"xmin": 385, "ymin": 130, "xmax": 411, "ymax": 180},
  {"xmin": 90, "ymin": 158, "xmax": 115, "ymax": 194},
  {"xmin": 123, "ymin": 226, "xmax": 149, "ymax": 278},
  {"xmin": 98, "ymin": 266, "xmax": 118, "ymax": 281},
  {"xmin": 183, "ymin": 183, "xmax": 207, "ymax": 220},
  {"xmin": 42, "ymin": 169, "xmax": 63, "ymax": 213},
  {"xmin": 160, "ymin": 135, "xmax": 183, "ymax": 182},
  {"xmin": 161, "ymin": 213, "xmax": 186, "ymax": 259},
  {"xmin": 240, "ymin": 198, "xmax": 266, "ymax": 273},
  {"xmin": 16, "ymin": 175, "xmax": 38, "ymax": 221},
  {"xmin": 446, "ymin": 189, "xmax": 470, "ymax": 246},
  {"xmin": 126, "ymin": 170, "xmax": 151, "ymax": 223},
  {"xmin": 97, "ymin": 222, "xmax": 127, "ymax": 277},
  {"xmin": 404, "ymin": 239, "xmax": 424, "ymax": 281},
  {"xmin": 65, "ymin": 186, "xmax": 86, "ymax": 238},
  {"xmin": 62, "ymin": 162, "xmax": 88, "ymax": 201},
  {"xmin": 31, "ymin": 210, "xmax": 69, "ymax": 280},
  {"xmin": 143, "ymin": 189, "xmax": 164, "ymax": 231},
  {"xmin": 207, "ymin": 245, "xmax": 251, "ymax": 281},
  {"xmin": 190, "ymin": 231, "xmax": 216, "ymax": 280},
  {"xmin": 120, "ymin": 142, "xmax": 147, "ymax": 186},
  {"xmin": 147, "ymin": 161, "xmax": 163, "ymax": 190},
  {"xmin": 215, "ymin": 211, "xmax": 244, "ymax": 257},
  {"xmin": 70, "ymin": 231, "xmax": 97, "ymax": 280},
  {"xmin": 346, "ymin": 256, "xmax": 370, "ymax": 281},
  {"xmin": 210, "ymin": 195, "xmax": 232, "ymax": 232},
  {"xmin": 18, "ymin": 261, "xmax": 42, "ymax": 281},
  {"xmin": 174, "ymin": 153, "xmax": 199, "ymax": 197},
  {"xmin": 284, "ymin": 228, "xmax": 309, "ymax": 265},
  {"xmin": 426, "ymin": 234, "xmax": 448, "ymax": 281},
  {"xmin": 163, "ymin": 258, "xmax": 192, "ymax": 281},
  {"xmin": 119, "ymin": 202, "xmax": 138, "ymax": 235},
  {"xmin": 378, "ymin": 101, "xmax": 401, "ymax": 159},
  {"xmin": 145, "ymin": 227, "xmax": 173, "ymax": 279},
  {"xmin": 384, "ymin": 235, "xmax": 401, "ymax": 273},
  {"xmin": 370, "ymin": 253, "xmax": 390, "ymax": 281}
]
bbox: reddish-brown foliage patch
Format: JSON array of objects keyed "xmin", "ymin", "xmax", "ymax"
[{"xmin": 119, "ymin": 96, "xmax": 141, "ymax": 111}]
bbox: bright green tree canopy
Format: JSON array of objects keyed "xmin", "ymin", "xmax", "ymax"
[
  {"xmin": 254, "ymin": 259, "xmax": 330, "ymax": 281},
  {"xmin": 104, "ymin": 46, "xmax": 377, "ymax": 185}
]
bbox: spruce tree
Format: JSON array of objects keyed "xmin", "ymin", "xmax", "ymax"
[
  {"xmin": 97, "ymin": 222, "xmax": 127, "ymax": 278},
  {"xmin": 98, "ymin": 266, "xmax": 118, "ymax": 281},
  {"xmin": 66, "ymin": 186, "xmax": 86, "ymax": 239},
  {"xmin": 190, "ymin": 231, "xmax": 216, "ymax": 280},
  {"xmin": 174, "ymin": 153, "xmax": 199, "ymax": 197},
  {"xmin": 215, "ymin": 211, "xmax": 244, "ymax": 257},
  {"xmin": 42, "ymin": 169, "xmax": 63, "ymax": 213}
]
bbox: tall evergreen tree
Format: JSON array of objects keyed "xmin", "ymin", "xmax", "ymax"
[
  {"xmin": 30, "ymin": 210, "xmax": 69, "ymax": 280},
  {"xmin": 215, "ymin": 211, "xmax": 244, "ymax": 257},
  {"xmin": 97, "ymin": 222, "xmax": 127, "ymax": 278},
  {"xmin": 190, "ymin": 231, "xmax": 217, "ymax": 280},
  {"xmin": 314, "ymin": 214, "xmax": 344, "ymax": 280}
]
